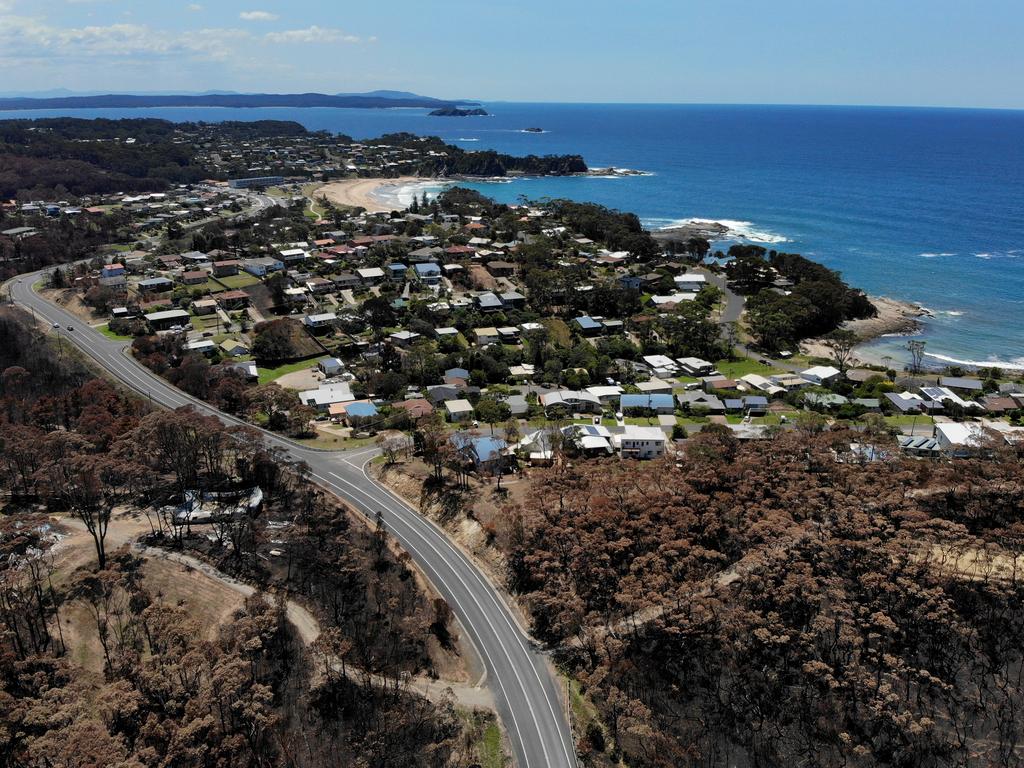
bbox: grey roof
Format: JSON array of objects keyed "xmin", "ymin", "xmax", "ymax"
[{"xmin": 939, "ymin": 376, "xmax": 984, "ymax": 391}]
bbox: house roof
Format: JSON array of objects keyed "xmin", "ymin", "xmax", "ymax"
[
  {"xmin": 573, "ymin": 316, "xmax": 601, "ymax": 330},
  {"xmin": 620, "ymin": 393, "xmax": 675, "ymax": 410}
]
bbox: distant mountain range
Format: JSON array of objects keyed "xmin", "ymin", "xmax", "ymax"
[{"xmin": 0, "ymin": 91, "xmax": 477, "ymax": 111}]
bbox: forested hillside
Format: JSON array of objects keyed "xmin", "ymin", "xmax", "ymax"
[
  {"xmin": 503, "ymin": 428, "xmax": 1024, "ymax": 767},
  {"xmin": 0, "ymin": 307, "xmax": 478, "ymax": 767}
]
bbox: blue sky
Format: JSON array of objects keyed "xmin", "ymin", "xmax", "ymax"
[{"xmin": 0, "ymin": 0, "xmax": 1021, "ymax": 108}]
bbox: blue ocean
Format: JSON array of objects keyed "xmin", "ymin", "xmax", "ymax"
[{"xmin": 4, "ymin": 103, "xmax": 1022, "ymax": 368}]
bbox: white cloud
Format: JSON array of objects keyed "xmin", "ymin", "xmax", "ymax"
[
  {"xmin": 239, "ymin": 10, "xmax": 278, "ymax": 21},
  {"xmin": 264, "ymin": 25, "xmax": 361, "ymax": 44},
  {"xmin": 186, "ymin": 3, "xmax": 203, "ymax": 10},
  {"xmin": 0, "ymin": 14, "xmax": 249, "ymax": 63}
]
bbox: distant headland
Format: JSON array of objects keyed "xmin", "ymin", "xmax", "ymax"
[{"xmin": 0, "ymin": 91, "xmax": 480, "ymax": 111}]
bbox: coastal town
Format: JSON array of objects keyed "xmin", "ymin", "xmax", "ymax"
[
  {"xmin": 2, "ymin": 115, "xmax": 1024, "ymax": 768},
  {"xmin": 7, "ymin": 156, "xmax": 1023, "ymax": 477}
]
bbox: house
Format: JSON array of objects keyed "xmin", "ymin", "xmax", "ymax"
[
  {"xmin": 445, "ymin": 367, "xmax": 471, "ymax": 382},
  {"xmin": 391, "ymin": 398, "xmax": 435, "ymax": 421},
  {"xmin": 387, "ymin": 263, "xmax": 408, "ymax": 283},
  {"xmin": 673, "ymin": 273, "xmax": 707, "ymax": 292},
  {"xmin": 487, "ymin": 260, "xmax": 516, "ymax": 277},
  {"xmin": 920, "ymin": 386, "xmax": 986, "ymax": 413},
  {"xmin": 390, "ymin": 330, "xmax": 421, "ymax": 347},
  {"xmin": 899, "ymin": 435, "xmax": 942, "ymax": 457},
  {"xmin": 138, "ymin": 276, "xmax": 173, "ymax": 293},
  {"xmin": 282, "ymin": 248, "xmax": 312, "ymax": 264},
  {"xmin": 304, "ymin": 312, "xmax": 337, "ymax": 331},
  {"xmin": 740, "ymin": 374, "xmax": 785, "ymax": 396},
  {"xmin": 101, "ymin": 263, "xmax": 126, "ymax": 278},
  {"xmin": 450, "ymin": 433, "xmax": 510, "ymax": 473},
  {"xmin": 678, "ymin": 392, "xmax": 726, "ymax": 414},
  {"xmin": 933, "ymin": 422, "xmax": 989, "ymax": 456},
  {"xmin": 242, "ymin": 257, "xmax": 284, "ymax": 277},
  {"xmin": 298, "ymin": 382, "xmax": 353, "ymax": 412},
  {"xmin": 474, "ymin": 327, "xmax": 500, "ymax": 346},
  {"xmin": 218, "ymin": 290, "xmax": 250, "ymax": 309},
  {"xmin": 497, "ymin": 326, "xmax": 520, "ymax": 344},
  {"xmin": 641, "ymin": 355, "xmax": 678, "ymax": 376},
  {"xmin": 620, "ymin": 393, "xmax": 676, "ymax": 415},
  {"xmin": 505, "ymin": 394, "xmax": 529, "ymax": 417},
  {"xmin": 615, "ymin": 425, "xmax": 666, "ymax": 460},
  {"xmin": 540, "ymin": 390, "xmax": 602, "ymax": 416},
  {"xmin": 305, "ymin": 277, "xmax": 333, "ymax": 294},
  {"xmin": 427, "ymin": 385, "xmax": 463, "ymax": 404},
  {"xmin": 232, "ymin": 360, "xmax": 258, "ymax": 381},
  {"xmin": 185, "ymin": 339, "xmax": 217, "ymax": 356},
  {"xmin": 586, "ymin": 385, "xmax": 624, "ymax": 404},
  {"xmin": 145, "ymin": 309, "xmax": 190, "ymax": 330},
  {"xmin": 500, "ymin": 291, "xmax": 527, "ymax": 309},
  {"xmin": 445, "ymin": 399, "xmax": 475, "ymax": 422},
  {"xmin": 328, "ymin": 271, "xmax": 358, "ymax": 290},
  {"xmin": 212, "ymin": 260, "xmax": 241, "ymax": 277},
  {"xmin": 801, "ymin": 366, "xmax": 842, "ymax": 386},
  {"xmin": 885, "ymin": 391, "xmax": 944, "ymax": 414},
  {"xmin": 476, "ymin": 292, "xmax": 503, "ymax": 312},
  {"xmin": 939, "ymin": 376, "xmax": 984, "ymax": 393},
  {"xmin": 337, "ymin": 401, "xmax": 379, "ymax": 425},
  {"xmin": 573, "ymin": 316, "xmax": 603, "ymax": 336},
  {"xmin": 744, "ymin": 396, "xmax": 770, "ymax": 415},
  {"xmin": 356, "ymin": 267, "xmax": 385, "ymax": 285},
  {"xmin": 676, "ymin": 357, "xmax": 715, "ymax": 376},
  {"xmin": 805, "ymin": 392, "xmax": 849, "ymax": 409},
  {"xmin": 219, "ymin": 339, "xmax": 249, "ymax": 357},
  {"xmin": 191, "ymin": 298, "xmax": 218, "ymax": 316},
  {"xmin": 770, "ymin": 374, "xmax": 810, "ymax": 391},
  {"xmin": 414, "ymin": 262, "xmax": 442, "ymax": 285},
  {"xmin": 602, "ymin": 319, "xmax": 624, "ymax": 334},
  {"xmin": 635, "ymin": 378, "xmax": 674, "ymax": 396},
  {"xmin": 561, "ymin": 424, "xmax": 614, "ymax": 456},
  {"xmin": 180, "ymin": 270, "xmax": 208, "ymax": 286},
  {"xmin": 318, "ymin": 358, "xmax": 345, "ymax": 376},
  {"xmin": 283, "ymin": 287, "xmax": 308, "ymax": 305}
]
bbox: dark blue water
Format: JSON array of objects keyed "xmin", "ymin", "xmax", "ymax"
[{"xmin": 3, "ymin": 103, "xmax": 1022, "ymax": 367}]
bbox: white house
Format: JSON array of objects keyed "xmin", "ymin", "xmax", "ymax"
[
  {"xmin": 677, "ymin": 357, "xmax": 715, "ymax": 376},
  {"xmin": 614, "ymin": 425, "xmax": 666, "ymax": 460},
  {"xmin": 298, "ymin": 382, "xmax": 354, "ymax": 412},
  {"xmin": 740, "ymin": 373, "xmax": 786, "ymax": 396},
  {"xmin": 933, "ymin": 422, "xmax": 988, "ymax": 455},
  {"xmin": 801, "ymin": 366, "xmax": 842, "ymax": 386},
  {"xmin": 445, "ymin": 399, "xmax": 474, "ymax": 422},
  {"xmin": 673, "ymin": 273, "xmax": 707, "ymax": 292}
]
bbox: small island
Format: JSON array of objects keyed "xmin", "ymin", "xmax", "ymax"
[{"xmin": 428, "ymin": 107, "xmax": 489, "ymax": 117}]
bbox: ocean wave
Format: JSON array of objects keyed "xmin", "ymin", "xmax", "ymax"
[
  {"xmin": 974, "ymin": 251, "xmax": 1019, "ymax": 260},
  {"xmin": 919, "ymin": 252, "xmax": 955, "ymax": 258},
  {"xmin": 940, "ymin": 310, "xmax": 964, "ymax": 317},
  {"xmin": 925, "ymin": 352, "xmax": 1024, "ymax": 371},
  {"xmin": 657, "ymin": 217, "xmax": 791, "ymax": 245},
  {"xmin": 456, "ymin": 137, "xmax": 479, "ymax": 142}
]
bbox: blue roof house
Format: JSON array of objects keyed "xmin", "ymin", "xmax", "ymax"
[{"xmin": 620, "ymin": 393, "xmax": 676, "ymax": 414}]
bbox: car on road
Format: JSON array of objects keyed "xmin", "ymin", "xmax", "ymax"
[
  {"xmin": 66, "ymin": 325, "xmax": 74, "ymax": 331},
  {"xmin": 52, "ymin": 322, "xmax": 59, "ymax": 328}
]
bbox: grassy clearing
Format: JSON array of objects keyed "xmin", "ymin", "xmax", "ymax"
[
  {"xmin": 296, "ymin": 434, "xmax": 377, "ymax": 451},
  {"xmin": 215, "ymin": 273, "xmax": 261, "ymax": 289},
  {"xmin": 257, "ymin": 358, "xmax": 323, "ymax": 385},
  {"xmin": 884, "ymin": 414, "xmax": 935, "ymax": 428},
  {"xmin": 96, "ymin": 323, "xmax": 133, "ymax": 341},
  {"xmin": 715, "ymin": 357, "xmax": 785, "ymax": 378}
]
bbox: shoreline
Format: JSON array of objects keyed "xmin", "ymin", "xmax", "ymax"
[
  {"xmin": 313, "ymin": 177, "xmax": 439, "ymax": 213},
  {"xmin": 800, "ymin": 296, "xmax": 928, "ymax": 367}
]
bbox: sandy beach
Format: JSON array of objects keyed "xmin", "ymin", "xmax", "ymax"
[
  {"xmin": 313, "ymin": 176, "xmax": 435, "ymax": 213},
  {"xmin": 801, "ymin": 296, "xmax": 927, "ymax": 365}
]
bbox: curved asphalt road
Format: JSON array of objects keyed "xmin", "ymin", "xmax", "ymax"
[{"xmin": 8, "ymin": 272, "xmax": 577, "ymax": 768}]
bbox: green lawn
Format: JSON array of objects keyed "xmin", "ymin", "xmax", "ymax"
[
  {"xmin": 96, "ymin": 323, "xmax": 133, "ymax": 341},
  {"xmin": 257, "ymin": 357, "xmax": 324, "ymax": 384},
  {"xmin": 215, "ymin": 273, "xmax": 261, "ymax": 289},
  {"xmin": 884, "ymin": 414, "xmax": 935, "ymax": 428},
  {"xmin": 715, "ymin": 357, "xmax": 789, "ymax": 378}
]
